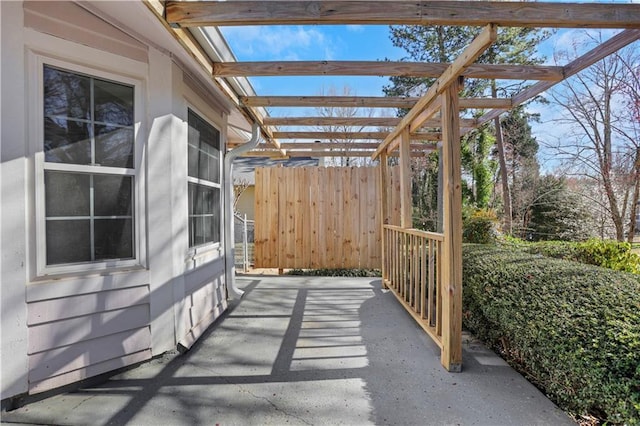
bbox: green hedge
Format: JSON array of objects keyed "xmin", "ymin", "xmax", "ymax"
[
  {"xmin": 504, "ymin": 238, "xmax": 640, "ymax": 275},
  {"xmin": 463, "ymin": 244, "xmax": 640, "ymax": 424}
]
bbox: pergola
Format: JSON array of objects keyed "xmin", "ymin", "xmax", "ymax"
[{"xmin": 146, "ymin": 0, "xmax": 640, "ymax": 371}]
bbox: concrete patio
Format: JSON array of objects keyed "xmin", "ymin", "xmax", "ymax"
[{"xmin": 2, "ymin": 276, "xmax": 574, "ymax": 425}]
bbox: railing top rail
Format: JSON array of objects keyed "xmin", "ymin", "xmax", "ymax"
[{"xmin": 384, "ymin": 224, "xmax": 445, "ymax": 241}]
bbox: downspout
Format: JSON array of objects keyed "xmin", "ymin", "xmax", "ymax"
[{"xmin": 224, "ymin": 122, "xmax": 261, "ymax": 299}]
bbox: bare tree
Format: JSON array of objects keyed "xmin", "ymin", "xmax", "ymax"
[
  {"xmin": 315, "ymin": 85, "xmax": 376, "ymax": 167},
  {"xmin": 233, "ymin": 178, "xmax": 250, "ymax": 212},
  {"xmin": 549, "ymin": 31, "xmax": 639, "ymax": 241}
]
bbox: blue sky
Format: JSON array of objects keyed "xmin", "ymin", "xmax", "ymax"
[
  {"xmin": 220, "ymin": 25, "xmax": 406, "ymax": 98},
  {"xmin": 218, "ymin": 4, "xmax": 638, "ymax": 170}
]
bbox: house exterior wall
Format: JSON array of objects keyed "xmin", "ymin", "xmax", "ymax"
[
  {"xmin": 1, "ymin": 1, "xmax": 230, "ymax": 401},
  {"xmin": 236, "ymin": 186, "xmax": 256, "ymax": 220}
]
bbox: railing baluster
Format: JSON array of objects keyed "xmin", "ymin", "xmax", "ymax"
[
  {"xmin": 436, "ymin": 240, "xmax": 442, "ymax": 336},
  {"xmin": 421, "ymin": 237, "xmax": 426, "ymax": 319},
  {"xmin": 382, "ymin": 225, "xmax": 445, "ymax": 348},
  {"xmin": 428, "ymin": 239, "xmax": 436, "ymax": 327}
]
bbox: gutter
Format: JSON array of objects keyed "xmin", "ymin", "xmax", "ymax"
[{"xmin": 224, "ymin": 122, "xmax": 260, "ymax": 299}]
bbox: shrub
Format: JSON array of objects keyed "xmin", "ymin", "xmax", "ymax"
[
  {"xmin": 463, "ymin": 244, "xmax": 640, "ymax": 424},
  {"xmin": 519, "ymin": 239, "xmax": 640, "ymax": 274},
  {"xmin": 575, "ymin": 239, "xmax": 640, "ymax": 274},
  {"xmin": 463, "ymin": 209, "xmax": 500, "ymax": 244},
  {"xmin": 522, "ymin": 240, "xmax": 580, "ymax": 260},
  {"xmin": 286, "ymin": 268, "xmax": 381, "ymax": 277}
]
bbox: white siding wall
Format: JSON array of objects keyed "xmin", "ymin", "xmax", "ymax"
[
  {"xmin": 1, "ymin": 1, "xmax": 231, "ymax": 400},
  {"xmin": 1, "ymin": 0, "xmax": 30, "ymax": 399}
]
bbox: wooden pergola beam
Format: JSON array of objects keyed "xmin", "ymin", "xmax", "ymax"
[
  {"xmin": 166, "ymin": 1, "xmax": 640, "ymax": 29},
  {"xmin": 214, "ymin": 61, "xmax": 563, "ymax": 81},
  {"xmin": 242, "ymin": 96, "xmax": 512, "ymax": 109},
  {"xmin": 272, "ymin": 131, "xmax": 442, "ymax": 141},
  {"xmin": 280, "ymin": 142, "xmax": 437, "ymax": 150},
  {"xmin": 476, "ymin": 28, "xmax": 640, "ymax": 127},
  {"xmin": 264, "ymin": 116, "xmax": 476, "ymax": 128},
  {"xmin": 373, "ymin": 23, "xmax": 497, "ymax": 160},
  {"xmin": 264, "ymin": 117, "xmax": 400, "ymax": 127},
  {"xmin": 285, "ymin": 150, "xmax": 432, "ymax": 158}
]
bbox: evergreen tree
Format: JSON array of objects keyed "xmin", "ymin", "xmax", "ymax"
[
  {"xmin": 500, "ymin": 106, "xmax": 541, "ymax": 236},
  {"xmin": 527, "ymin": 175, "xmax": 593, "ymax": 241},
  {"xmin": 383, "ymin": 25, "xmax": 551, "ymax": 231}
]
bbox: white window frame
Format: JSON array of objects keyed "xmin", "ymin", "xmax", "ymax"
[
  {"xmin": 31, "ymin": 54, "xmax": 146, "ymax": 277},
  {"xmin": 186, "ymin": 106, "xmax": 222, "ymax": 255}
]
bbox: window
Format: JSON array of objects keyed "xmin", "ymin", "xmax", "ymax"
[
  {"xmin": 42, "ymin": 65, "xmax": 135, "ymax": 266},
  {"xmin": 187, "ymin": 109, "xmax": 221, "ymax": 248}
]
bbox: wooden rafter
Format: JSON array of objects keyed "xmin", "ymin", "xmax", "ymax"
[
  {"xmin": 264, "ymin": 117, "xmax": 400, "ymax": 127},
  {"xmin": 373, "ymin": 23, "xmax": 497, "ymax": 160},
  {"xmin": 272, "ymin": 131, "xmax": 442, "ymax": 141},
  {"xmin": 280, "ymin": 142, "xmax": 437, "ymax": 151},
  {"xmin": 237, "ymin": 149, "xmax": 432, "ymax": 158},
  {"xmin": 166, "ymin": 1, "xmax": 640, "ymax": 29},
  {"xmin": 241, "ymin": 96, "xmax": 512, "ymax": 109},
  {"xmin": 264, "ymin": 116, "xmax": 476, "ymax": 128},
  {"xmin": 475, "ymin": 28, "xmax": 640, "ymax": 127},
  {"xmin": 214, "ymin": 61, "xmax": 563, "ymax": 81}
]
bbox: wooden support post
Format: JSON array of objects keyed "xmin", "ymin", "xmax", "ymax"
[
  {"xmin": 399, "ymin": 128, "xmax": 412, "ymax": 229},
  {"xmin": 440, "ymin": 80, "xmax": 463, "ymax": 373},
  {"xmin": 379, "ymin": 153, "xmax": 389, "ymax": 288}
]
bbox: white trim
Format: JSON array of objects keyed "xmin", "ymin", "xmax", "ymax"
[
  {"xmin": 27, "ymin": 47, "xmax": 148, "ymax": 278},
  {"xmin": 24, "ymin": 28, "xmax": 148, "ymax": 80}
]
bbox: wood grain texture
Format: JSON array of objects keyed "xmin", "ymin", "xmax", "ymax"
[
  {"xmin": 439, "ymin": 80, "xmax": 463, "ymax": 372},
  {"xmin": 166, "ymin": 1, "xmax": 640, "ymax": 29},
  {"xmin": 214, "ymin": 61, "xmax": 563, "ymax": 80},
  {"xmin": 253, "ymin": 167, "xmax": 382, "ymax": 269},
  {"xmin": 242, "ymin": 96, "xmax": 512, "ymax": 109},
  {"xmin": 272, "ymin": 131, "xmax": 442, "ymax": 141}
]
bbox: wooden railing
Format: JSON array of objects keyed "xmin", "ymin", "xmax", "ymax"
[{"xmin": 382, "ymin": 224, "xmax": 444, "ymax": 348}]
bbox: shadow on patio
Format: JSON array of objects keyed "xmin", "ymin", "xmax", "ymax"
[{"xmin": 1, "ymin": 276, "xmax": 574, "ymax": 425}]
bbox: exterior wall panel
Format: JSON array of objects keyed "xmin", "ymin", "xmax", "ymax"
[
  {"xmin": 1, "ymin": 0, "xmax": 232, "ymax": 401},
  {"xmin": 24, "ymin": 1, "xmax": 147, "ymax": 63}
]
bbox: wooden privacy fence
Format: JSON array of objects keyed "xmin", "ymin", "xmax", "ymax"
[
  {"xmin": 255, "ymin": 166, "xmax": 387, "ymax": 269},
  {"xmin": 382, "ymin": 225, "xmax": 444, "ymax": 347}
]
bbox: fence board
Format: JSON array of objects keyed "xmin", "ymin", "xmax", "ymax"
[{"xmin": 255, "ymin": 166, "xmax": 393, "ymax": 270}]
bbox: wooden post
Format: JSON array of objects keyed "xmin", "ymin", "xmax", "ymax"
[
  {"xmin": 379, "ymin": 153, "xmax": 389, "ymax": 287},
  {"xmin": 399, "ymin": 129, "xmax": 412, "ymax": 229},
  {"xmin": 440, "ymin": 79, "xmax": 463, "ymax": 372}
]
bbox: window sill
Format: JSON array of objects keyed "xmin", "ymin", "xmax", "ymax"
[{"xmin": 33, "ymin": 262, "xmax": 147, "ymax": 284}]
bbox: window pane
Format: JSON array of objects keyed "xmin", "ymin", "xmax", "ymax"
[
  {"xmin": 94, "ymin": 219, "xmax": 133, "ymax": 260},
  {"xmin": 212, "ymin": 187, "xmax": 220, "ymax": 243},
  {"xmin": 188, "ymin": 145, "xmax": 199, "ymax": 178},
  {"xmin": 94, "ymin": 79, "xmax": 134, "ymax": 126},
  {"xmin": 44, "ymin": 66, "xmax": 90, "ymax": 120},
  {"xmin": 187, "ymin": 109, "xmax": 220, "ymax": 182},
  {"xmin": 44, "ymin": 117, "xmax": 91, "ymax": 164},
  {"xmin": 95, "ymin": 125, "xmax": 134, "ymax": 168},
  {"xmin": 210, "ymin": 153, "xmax": 220, "ymax": 184},
  {"xmin": 46, "ymin": 219, "xmax": 91, "ymax": 264},
  {"xmin": 198, "ymin": 152, "xmax": 211, "ymax": 181},
  {"xmin": 94, "ymin": 175, "xmax": 133, "ymax": 216},
  {"xmin": 45, "ymin": 171, "xmax": 90, "ymax": 217},
  {"xmin": 188, "ymin": 184, "xmax": 220, "ymax": 247},
  {"xmin": 195, "ymin": 186, "xmax": 215, "ymax": 215}
]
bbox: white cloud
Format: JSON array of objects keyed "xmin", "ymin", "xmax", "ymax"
[
  {"xmin": 551, "ymin": 29, "xmax": 623, "ymax": 63},
  {"xmin": 220, "ymin": 26, "xmax": 334, "ymax": 60},
  {"xmin": 346, "ymin": 25, "xmax": 365, "ymax": 33}
]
